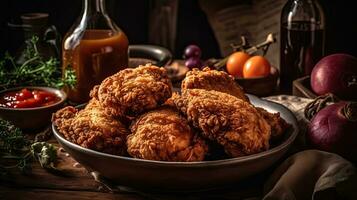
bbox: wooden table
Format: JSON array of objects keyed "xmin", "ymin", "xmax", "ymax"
[
  {"xmin": 0, "ymin": 136, "xmax": 144, "ymax": 199},
  {"xmin": 1, "ymin": 134, "xmax": 266, "ymax": 200}
]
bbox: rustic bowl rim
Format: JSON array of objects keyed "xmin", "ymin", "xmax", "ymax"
[
  {"xmin": 52, "ymin": 95, "xmax": 298, "ymax": 167},
  {"xmin": 0, "ymin": 86, "xmax": 67, "ymax": 111}
]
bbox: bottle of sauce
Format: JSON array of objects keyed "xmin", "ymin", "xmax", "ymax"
[
  {"xmin": 280, "ymin": 0, "xmax": 325, "ymax": 94},
  {"xmin": 62, "ymin": 0, "xmax": 129, "ymax": 103}
]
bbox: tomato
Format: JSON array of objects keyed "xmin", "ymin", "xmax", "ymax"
[
  {"xmin": 242, "ymin": 56, "xmax": 271, "ymax": 78},
  {"xmin": 0, "ymin": 88, "xmax": 61, "ymax": 108},
  {"xmin": 16, "ymin": 88, "xmax": 33, "ymax": 101},
  {"xmin": 226, "ymin": 52, "xmax": 250, "ymax": 77},
  {"xmin": 13, "ymin": 98, "xmax": 41, "ymax": 108}
]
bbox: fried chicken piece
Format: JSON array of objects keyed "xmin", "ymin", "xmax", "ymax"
[
  {"xmin": 181, "ymin": 67, "xmax": 289, "ymax": 139},
  {"xmin": 256, "ymin": 107, "xmax": 290, "ymax": 140},
  {"xmin": 181, "ymin": 67, "xmax": 249, "ymax": 102},
  {"xmin": 52, "ymin": 99, "xmax": 129, "ymax": 155},
  {"xmin": 91, "ymin": 64, "xmax": 172, "ymax": 119},
  {"xmin": 172, "ymin": 89, "xmax": 271, "ymax": 157},
  {"xmin": 127, "ymin": 106, "xmax": 208, "ymax": 161}
]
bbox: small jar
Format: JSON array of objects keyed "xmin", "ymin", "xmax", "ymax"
[
  {"xmin": 62, "ymin": 0, "xmax": 129, "ymax": 103},
  {"xmin": 8, "ymin": 13, "xmax": 60, "ymax": 65}
]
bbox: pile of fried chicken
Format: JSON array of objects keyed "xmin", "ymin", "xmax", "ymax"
[{"xmin": 52, "ymin": 65, "xmax": 289, "ymax": 162}]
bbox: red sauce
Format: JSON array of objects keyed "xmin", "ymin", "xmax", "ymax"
[{"xmin": 0, "ymin": 88, "xmax": 61, "ymax": 108}]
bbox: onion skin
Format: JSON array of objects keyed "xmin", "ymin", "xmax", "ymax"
[
  {"xmin": 307, "ymin": 102, "xmax": 357, "ymax": 161},
  {"xmin": 310, "ymin": 53, "xmax": 357, "ymax": 101}
]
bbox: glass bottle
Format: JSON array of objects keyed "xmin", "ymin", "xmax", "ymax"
[
  {"xmin": 62, "ymin": 0, "xmax": 129, "ymax": 103},
  {"xmin": 280, "ymin": 0, "xmax": 325, "ymax": 93}
]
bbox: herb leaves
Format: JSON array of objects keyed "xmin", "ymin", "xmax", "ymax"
[
  {"xmin": 0, "ymin": 36, "xmax": 76, "ymax": 90},
  {"xmin": 0, "ymin": 119, "xmax": 58, "ymax": 175}
]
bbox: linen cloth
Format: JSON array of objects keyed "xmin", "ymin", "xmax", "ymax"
[{"xmin": 262, "ymin": 95, "xmax": 356, "ymax": 200}]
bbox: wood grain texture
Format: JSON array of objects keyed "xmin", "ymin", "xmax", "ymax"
[
  {"xmin": 0, "ymin": 136, "xmax": 262, "ymax": 199},
  {"xmin": 0, "ymin": 138, "xmax": 102, "ymax": 192},
  {"xmin": 0, "ymin": 187, "xmax": 146, "ymax": 200}
]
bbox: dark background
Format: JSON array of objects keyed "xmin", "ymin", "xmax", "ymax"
[{"xmin": 0, "ymin": 0, "xmax": 356, "ymax": 60}]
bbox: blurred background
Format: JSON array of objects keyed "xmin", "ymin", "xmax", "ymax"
[{"xmin": 0, "ymin": 0, "xmax": 356, "ymax": 62}]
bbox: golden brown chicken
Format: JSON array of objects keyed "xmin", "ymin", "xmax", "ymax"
[
  {"xmin": 172, "ymin": 89, "xmax": 271, "ymax": 157},
  {"xmin": 52, "ymin": 99, "xmax": 130, "ymax": 155},
  {"xmin": 127, "ymin": 106, "xmax": 208, "ymax": 161},
  {"xmin": 255, "ymin": 107, "xmax": 289, "ymax": 140},
  {"xmin": 181, "ymin": 67, "xmax": 249, "ymax": 102},
  {"xmin": 181, "ymin": 67, "xmax": 288, "ymax": 138},
  {"xmin": 91, "ymin": 64, "xmax": 172, "ymax": 119}
]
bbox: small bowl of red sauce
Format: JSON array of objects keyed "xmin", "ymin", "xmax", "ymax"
[{"xmin": 0, "ymin": 86, "xmax": 67, "ymax": 130}]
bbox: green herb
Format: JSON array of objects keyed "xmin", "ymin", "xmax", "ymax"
[
  {"xmin": 31, "ymin": 142, "xmax": 57, "ymax": 169},
  {"xmin": 0, "ymin": 36, "xmax": 76, "ymax": 90},
  {"xmin": 0, "ymin": 119, "xmax": 58, "ymax": 175},
  {"xmin": 0, "ymin": 119, "xmax": 29, "ymax": 151}
]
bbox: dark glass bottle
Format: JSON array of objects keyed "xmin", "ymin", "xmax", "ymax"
[
  {"xmin": 63, "ymin": 0, "xmax": 129, "ymax": 103},
  {"xmin": 280, "ymin": 0, "xmax": 325, "ymax": 93}
]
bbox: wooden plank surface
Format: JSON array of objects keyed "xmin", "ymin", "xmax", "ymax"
[
  {"xmin": 0, "ymin": 136, "xmax": 263, "ymax": 200},
  {"xmin": 1, "ymin": 138, "xmax": 103, "ymax": 192},
  {"xmin": 0, "ymin": 186, "xmax": 146, "ymax": 200}
]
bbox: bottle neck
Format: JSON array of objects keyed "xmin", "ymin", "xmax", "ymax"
[
  {"xmin": 283, "ymin": 0, "xmax": 324, "ymax": 29},
  {"xmin": 83, "ymin": 0, "xmax": 107, "ymax": 15}
]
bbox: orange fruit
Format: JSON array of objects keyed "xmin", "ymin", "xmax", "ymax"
[
  {"xmin": 243, "ymin": 56, "xmax": 271, "ymax": 78},
  {"xmin": 226, "ymin": 52, "xmax": 250, "ymax": 77}
]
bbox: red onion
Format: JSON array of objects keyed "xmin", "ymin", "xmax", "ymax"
[
  {"xmin": 310, "ymin": 53, "xmax": 357, "ymax": 101},
  {"xmin": 307, "ymin": 101, "xmax": 357, "ymax": 161}
]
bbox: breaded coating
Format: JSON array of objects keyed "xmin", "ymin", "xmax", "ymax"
[
  {"xmin": 181, "ymin": 67, "xmax": 249, "ymax": 102},
  {"xmin": 52, "ymin": 99, "xmax": 129, "ymax": 155},
  {"xmin": 181, "ymin": 67, "xmax": 289, "ymax": 140},
  {"xmin": 172, "ymin": 89, "xmax": 271, "ymax": 157},
  {"xmin": 91, "ymin": 64, "xmax": 172, "ymax": 119},
  {"xmin": 256, "ymin": 107, "xmax": 290, "ymax": 140},
  {"xmin": 127, "ymin": 106, "xmax": 208, "ymax": 161}
]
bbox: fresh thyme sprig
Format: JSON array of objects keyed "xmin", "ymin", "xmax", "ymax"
[
  {"xmin": 0, "ymin": 119, "xmax": 58, "ymax": 175},
  {"xmin": 0, "ymin": 36, "xmax": 76, "ymax": 90}
]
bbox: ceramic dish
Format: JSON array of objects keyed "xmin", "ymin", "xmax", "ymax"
[
  {"xmin": 0, "ymin": 86, "xmax": 67, "ymax": 130},
  {"xmin": 52, "ymin": 94, "xmax": 298, "ymax": 191}
]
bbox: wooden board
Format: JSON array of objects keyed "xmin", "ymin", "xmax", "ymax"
[
  {"xmin": 0, "ymin": 187, "xmax": 145, "ymax": 200},
  {"xmin": 1, "ymin": 136, "xmax": 263, "ymax": 200}
]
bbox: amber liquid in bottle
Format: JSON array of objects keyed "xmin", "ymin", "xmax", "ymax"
[{"xmin": 63, "ymin": 30, "xmax": 128, "ymax": 103}]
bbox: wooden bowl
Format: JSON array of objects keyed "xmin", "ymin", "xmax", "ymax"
[
  {"xmin": 235, "ymin": 66, "xmax": 279, "ymax": 97},
  {"xmin": 292, "ymin": 76, "xmax": 317, "ymax": 99}
]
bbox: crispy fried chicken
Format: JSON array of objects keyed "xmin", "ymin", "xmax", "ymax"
[
  {"xmin": 91, "ymin": 64, "xmax": 172, "ymax": 119},
  {"xmin": 127, "ymin": 106, "xmax": 208, "ymax": 161},
  {"xmin": 52, "ymin": 99, "xmax": 129, "ymax": 155},
  {"xmin": 181, "ymin": 67, "xmax": 249, "ymax": 102},
  {"xmin": 181, "ymin": 67, "xmax": 288, "ymax": 138},
  {"xmin": 172, "ymin": 89, "xmax": 271, "ymax": 157},
  {"xmin": 255, "ymin": 107, "xmax": 289, "ymax": 140}
]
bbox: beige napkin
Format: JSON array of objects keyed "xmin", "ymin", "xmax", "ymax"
[
  {"xmin": 263, "ymin": 150, "xmax": 356, "ymax": 200},
  {"xmin": 262, "ymin": 96, "xmax": 356, "ymax": 200}
]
